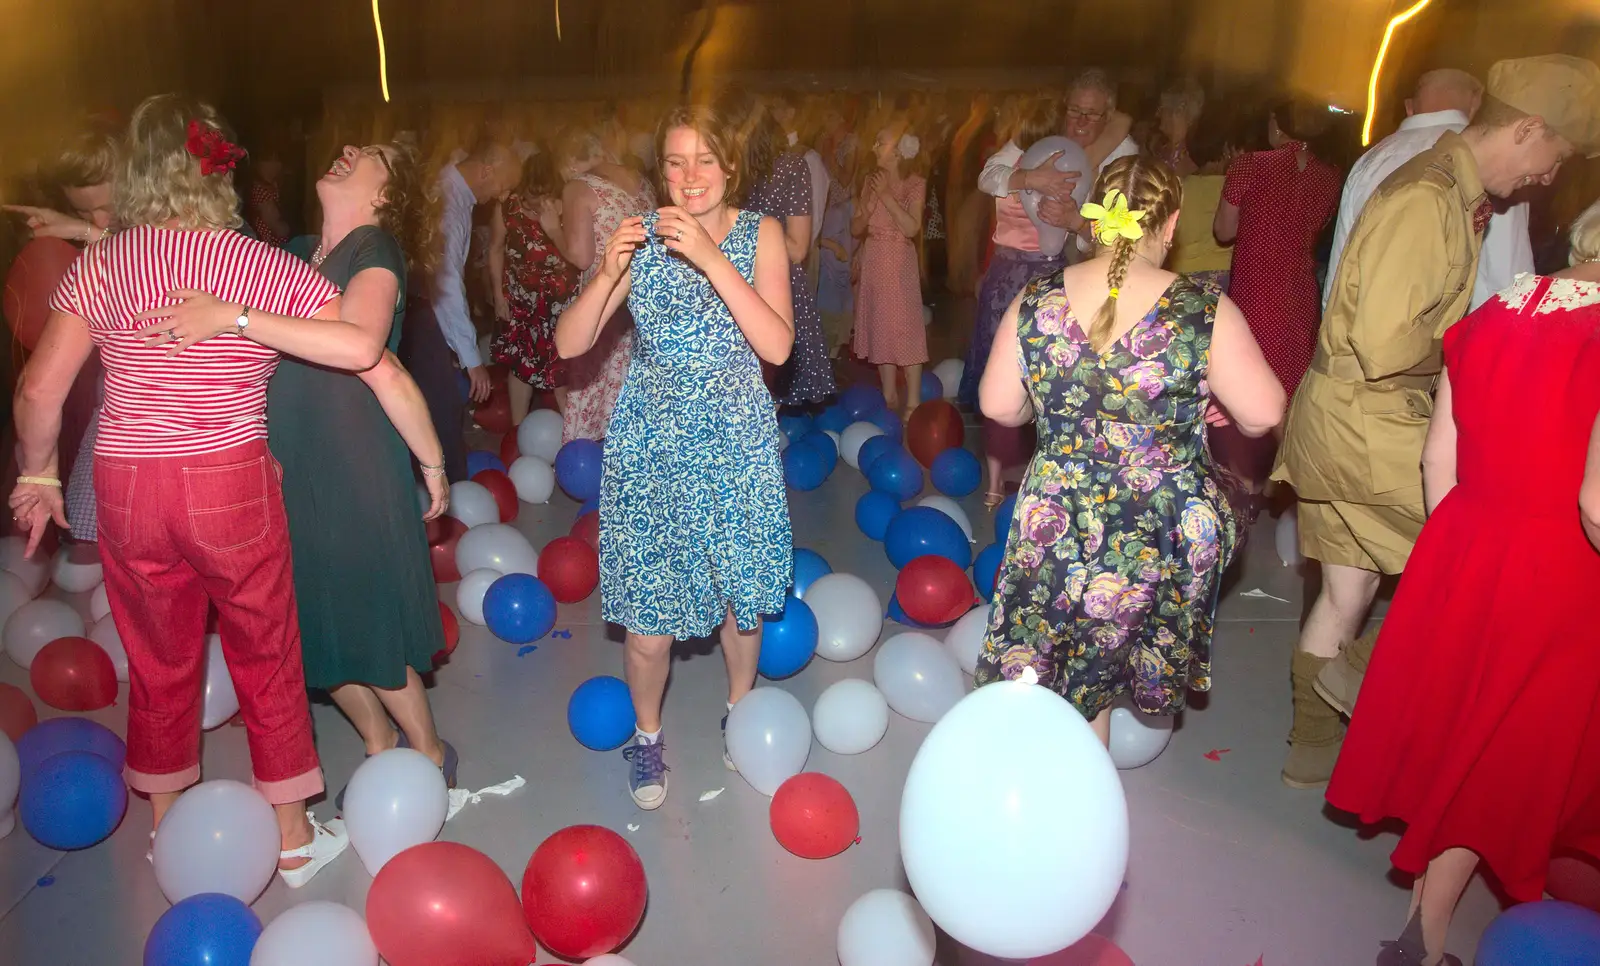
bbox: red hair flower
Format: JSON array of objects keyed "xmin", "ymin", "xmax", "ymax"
[{"xmin": 185, "ymin": 120, "xmax": 246, "ymax": 176}]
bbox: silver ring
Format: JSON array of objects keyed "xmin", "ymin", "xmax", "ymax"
[{"xmin": 675, "ymin": 230, "xmax": 683, "ymax": 241}]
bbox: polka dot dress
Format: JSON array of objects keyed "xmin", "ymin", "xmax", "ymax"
[{"xmin": 746, "ymin": 152, "xmax": 837, "ymax": 404}]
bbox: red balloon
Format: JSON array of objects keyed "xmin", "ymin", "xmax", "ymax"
[
  {"xmin": 770, "ymin": 773, "xmax": 859, "ymax": 859},
  {"xmin": 0, "ymin": 682, "xmax": 38, "ymax": 742},
  {"xmin": 896, "ymin": 555, "xmax": 977, "ymax": 625},
  {"xmin": 30, "ymin": 636, "xmax": 117, "ymax": 711},
  {"xmin": 427, "ymin": 516, "xmax": 470, "ymax": 583},
  {"xmin": 4, "ymin": 238, "xmax": 79, "ymax": 351},
  {"xmin": 499, "ymin": 429, "xmax": 522, "ymax": 467},
  {"xmin": 520, "ymin": 824, "xmax": 647, "ymax": 960},
  {"xmin": 473, "ymin": 469, "xmax": 519, "ymax": 523},
  {"xmin": 1026, "ymin": 933, "xmax": 1135, "ymax": 965},
  {"xmin": 1547, "ymin": 854, "xmax": 1600, "ymax": 912},
  {"xmin": 475, "ymin": 383, "xmax": 514, "ymax": 435},
  {"xmin": 368, "ymin": 842, "xmax": 537, "ymax": 966},
  {"xmin": 433, "ymin": 601, "xmax": 460, "ymax": 667},
  {"xmin": 538, "ymin": 536, "xmax": 599, "ymax": 604},
  {"xmin": 570, "ymin": 511, "xmax": 600, "ymax": 552},
  {"xmin": 906, "ymin": 399, "xmax": 965, "ymax": 467}
]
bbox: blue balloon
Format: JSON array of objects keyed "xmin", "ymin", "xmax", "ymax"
[
  {"xmin": 19, "ymin": 750, "xmax": 127, "ymax": 850},
  {"xmin": 482, "ymin": 573, "xmax": 557, "ymax": 644},
  {"xmin": 466, "ymin": 450, "xmax": 506, "ymax": 477},
  {"xmin": 839, "ymin": 384, "xmax": 886, "ymax": 420},
  {"xmin": 759, "ymin": 597, "xmax": 818, "ymax": 679},
  {"xmin": 920, "ymin": 371, "xmax": 944, "ymax": 402},
  {"xmin": 1477, "ymin": 901, "xmax": 1600, "ymax": 966},
  {"xmin": 857, "ymin": 435, "xmax": 897, "ymax": 476},
  {"xmin": 796, "ymin": 432, "xmax": 839, "ymax": 478},
  {"xmin": 144, "ymin": 893, "xmax": 261, "ymax": 966},
  {"xmin": 995, "ymin": 493, "xmax": 1017, "ymax": 542},
  {"xmin": 868, "ymin": 448, "xmax": 924, "ymax": 502},
  {"xmin": 792, "ymin": 548, "xmax": 832, "ymax": 597},
  {"xmin": 578, "ymin": 498, "xmax": 599, "ymax": 518},
  {"xmin": 884, "ymin": 506, "xmax": 972, "ymax": 569},
  {"xmin": 778, "ymin": 414, "xmax": 814, "ymax": 442},
  {"xmin": 567, "ymin": 676, "xmax": 637, "ymax": 751},
  {"xmin": 930, "ymin": 447, "xmax": 982, "ymax": 498},
  {"xmin": 783, "ymin": 438, "xmax": 829, "ymax": 491},
  {"xmin": 815, "ymin": 405, "xmax": 853, "ymax": 435},
  {"xmin": 888, "ymin": 592, "xmax": 957, "ymax": 629},
  {"xmin": 16, "ymin": 717, "xmax": 125, "ymax": 779},
  {"xmin": 973, "ymin": 542, "xmax": 1004, "ymax": 599},
  {"xmin": 855, "ymin": 490, "xmax": 902, "ymax": 542},
  {"xmin": 869, "ymin": 408, "xmax": 904, "ymax": 441},
  {"xmin": 554, "ymin": 439, "xmax": 604, "ymax": 502}
]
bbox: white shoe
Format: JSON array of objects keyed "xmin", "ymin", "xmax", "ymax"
[{"xmin": 277, "ymin": 815, "xmax": 350, "ymax": 889}]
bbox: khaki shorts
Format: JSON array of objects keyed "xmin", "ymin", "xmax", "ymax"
[{"xmin": 1297, "ymin": 499, "xmax": 1425, "ymax": 575}]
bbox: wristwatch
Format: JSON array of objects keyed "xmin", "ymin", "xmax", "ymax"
[{"xmin": 234, "ymin": 305, "xmax": 251, "ymax": 336}]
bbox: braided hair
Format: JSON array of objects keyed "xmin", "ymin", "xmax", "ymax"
[{"xmin": 1083, "ymin": 155, "xmax": 1184, "ymax": 354}]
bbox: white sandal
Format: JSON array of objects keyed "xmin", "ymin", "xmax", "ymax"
[{"xmin": 277, "ymin": 815, "xmax": 350, "ymax": 889}]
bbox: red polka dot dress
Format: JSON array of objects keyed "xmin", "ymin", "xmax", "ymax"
[
  {"xmin": 1221, "ymin": 143, "xmax": 1341, "ymax": 397},
  {"xmin": 853, "ymin": 175, "xmax": 928, "ymax": 366}
]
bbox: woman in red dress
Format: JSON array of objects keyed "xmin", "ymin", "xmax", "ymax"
[{"xmin": 1325, "ymin": 206, "xmax": 1600, "ymax": 966}]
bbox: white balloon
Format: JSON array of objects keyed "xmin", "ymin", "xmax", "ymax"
[
  {"xmin": 252, "ymin": 901, "xmax": 379, "ymax": 966},
  {"xmin": 88, "ymin": 582, "xmax": 111, "ymax": 622},
  {"xmin": 508, "ymin": 456, "xmax": 556, "ymax": 504},
  {"xmin": 839, "ymin": 422, "xmax": 885, "ymax": 470},
  {"xmin": 837, "ymin": 889, "xmax": 935, "ymax": 966},
  {"xmin": 1275, "ymin": 506, "xmax": 1302, "ymax": 567},
  {"xmin": 89, "ymin": 616, "xmax": 129, "ymax": 682},
  {"xmin": 805, "ymin": 573, "xmax": 882, "ymax": 662},
  {"xmin": 725, "ymin": 687, "xmax": 811, "ymax": 796},
  {"xmin": 812, "ymin": 678, "xmax": 890, "ymax": 755},
  {"xmin": 873, "ymin": 633, "xmax": 965, "ymax": 723},
  {"xmin": 153, "ymin": 779, "xmax": 280, "ymax": 904},
  {"xmin": 916, "ymin": 494, "xmax": 974, "ymax": 543},
  {"xmin": 0, "ymin": 536, "xmax": 49, "ymax": 597},
  {"xmin": 0, "ymin": 730, "xmax": 18, "ymax": 839},
  {"xmin": 51, "ymin": 547, "xmax": 102, "ymax": 593},
  {"xmin": 932, "ymin": 359, "xmax": 964, "ymax": 399},
  {"xmin": 0, "ymin": 571, "xmax": 31, "ymax": 630},
  {"xmin": 1108, "ymin": 704, "xmax": 1174, "ymax": 769},
  {"xmin": 517, "ymin": 409, "xmax": 565, "ymax": 463},
  {"xmin": 3, "ymin": 598, "xmax": 85, "ymax": 669},
  {"xmin": 824, "ymin": 430, "xmax": 842, "ymax": 452},
  {"xmin": 943, "ymin": 605, "xmax": 990, "ymax": 676},
  {"xmin": 202, "ymin": 634, "xmax": 239, "ymax": 730},
  {"xmin": 1017, "ymin": 136, "xmax": 1093, "ymax": 257},
  {"xmin": 447, "ymin": 481, "xmax": 500, "ymax": 529},
  {"xmin": 344, "ymin": 747, "xmax": 448, "ymax": 876},
  {"xmin": 900, "ymin": 678, "xmax": 1128, "ymax": 959},
  {"xmin": 455, "ymin": 523, "xmax": 539, "ymax": 576},
  {"xmin": 583, "ymin": 957, "xmax": 638, "ymax": 966},
  {"xmin": 456, "ymin": 569, "xmax": 502, "ymax": 625}
]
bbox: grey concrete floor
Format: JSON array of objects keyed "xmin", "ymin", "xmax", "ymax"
[{"xmin": 0, "ymin": 426, "xmax": 1506, "ymax": 966}]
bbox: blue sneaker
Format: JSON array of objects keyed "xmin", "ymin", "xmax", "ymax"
[{"xmin": 622, "ymin": 738, "xmax": 669, "ymax": 810}]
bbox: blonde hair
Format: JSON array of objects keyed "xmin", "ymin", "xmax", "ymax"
[
  {"xmin": 1570, "ymin": 198, "xmax": 1600, "ymax": 266},
  {"xmin": 44, "ymin": 126, "xmax": 120, "ymax": 189},
  {"xmin": 1085, "ymin": 156, "xmax": 1184, "ymax": 353},
  {"xmin": 116, "ymin": 94, "xmax": 242, "ymax": 230}
]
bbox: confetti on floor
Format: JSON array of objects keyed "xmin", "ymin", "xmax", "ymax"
[
  {"xmin": 517, "ymin": 645, "xmax": 538, "ymax": 657},
  {"xmin": 35, "ymin": 876, "xmax": 54, "ymax": 888},
  {"xmin": 698, "ymin": 787, "xmax": 725, "ymax": 802},
  {"xmin": 1204, "ymin": 749, "xmax": 1232, "ymax": 762},
  {"xmin": 627, "ymin": 823, "xmax": 640, "ymax": 832},
  {"xmin": 1239, "ymin": 588, "xmax": 1291, "ymax": 603}
]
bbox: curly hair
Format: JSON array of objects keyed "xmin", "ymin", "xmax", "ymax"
[
  {"xmin": 1085, "ymin": 155, "xmax": 1184, "ymax": 354},
  {"xmin": 370, "ymin": 134, "xmax": 440, "ymax": 278},
  {"xmin": 116, "ymin": 93, "xmax": 242, "ymax": 231}
]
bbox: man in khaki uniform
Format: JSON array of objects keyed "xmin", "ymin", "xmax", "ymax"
[{"xmin": 1274, "ymin": 55, "xmax": 1600, "ymax": 789}]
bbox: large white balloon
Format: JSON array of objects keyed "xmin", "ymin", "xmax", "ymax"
[
  {"xmin": 3, "ymin": 598, "xmax": 86, "ymax": 669},
  {"xmin": 456, "ymin": 568, "xmax": 502, "ymax": 625},
  {"xmin": 0, "ymin": 536, "xmax": 49, "ymax": 597},
  {"xmin": 507, "ymin": 456, "xmax": 556, "ymax": 505},
  {"xmin": 344, "ymin": 747, "xmax": 449, "ymax": 876},
  {"xmin": 837, "ymin": 889, "xmax": 936, "ymax": 966},
  {"xmin": 0, "ymin": 571, "xmax": 32, "ymax": 630},
  {"xmin": 839, "ymin": 422, "xmax": 885, "ymax": 470},
  {"xmin": 583, "ymin": 958, "xmax": 638, "ymax": 966},
  {"xmin": 805, "ymin": 573, "xmax": 882, "ymax": 662},
  {"xmin": 812, "ymin": 678, "xmax": 890, "ymax": 755},
  {"xmin": 1017, "ymin": 136, "xmax": 1093, "ymax": 257},
  {"xmin": 447, "ymin": 480, "xmax": 500, "ymax": 529},
  {"xmin": 932, "ymin": 359, "xmax": 964, "ymax": 399},
  {"xmin": 1275, "ymin": 506, "xmax": 1301, "ymax": 567},
  {"xmin": 455, "ymin": 523, "xmax": 538, "ymax": 576},
  {"xmin": 88, "ymin": 582, "xmax": 111, "ymax": 622},
  {"xmin": 517, "ymin": 409, "xmax": 565, "ymax": 463},
  {"xmin": 873, "ymin": 633, "xmax": 964, "ymax": 723},
  {"xmin": 51, "ymin": 547, "xmax": 103, "ymax": 593},
  {"xmin": 901, "ymin": 676, "xmax": 1128, "ymax": 959},
  {"xmin": 1108, "ymin": 704, "xmax": 1174, "ymax": 769},
  {"xmin": 0, "ymin": 730, "xmax": 18, "ymax": 840},
  {"xmin": 153, "ymin": 779, "xmax": 281, "ymax": 904},
  {"xmin": 943, "ymin": 604, "xmax": 991, "ymax": 676},
  {"xmin": 202, "ymin": 634, "xmax": 239, "ymax": 730},
  {"xmin": 251, "ymin": 901, "xmax": 379, "ymax": 966},
  {"xmin": 725, "ymin": 687, "xmax": 811, "ymax": 796},
  {"xmin": 89, "ymin": 615, "xmax": 129, "ymax": 683},
  {"xmin": 916, "ymin": 494, "xmax": 974, "ymax": 543}
]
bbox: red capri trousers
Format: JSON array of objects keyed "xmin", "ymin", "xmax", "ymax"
[{"xmin": 94, "ymin": 440, "xmax": 322, "ymax": 804}]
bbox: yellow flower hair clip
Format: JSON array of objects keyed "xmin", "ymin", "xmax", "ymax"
[{"xmin": 1080, "ymin": 189, "xmax": 1147, "ymax": 247}]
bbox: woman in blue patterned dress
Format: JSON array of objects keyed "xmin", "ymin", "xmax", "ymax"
[
  {"xmin": 555, "ymin": 104, "xmax": 795, "ymax": 810},
  {"xmin": 973, "ymin": 156, "xmax": 1284, "ymax": 743}
]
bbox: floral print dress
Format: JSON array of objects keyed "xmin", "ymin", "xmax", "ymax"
[
  {"xmin": 491, "ymin": 192, "xmax": 580, "ymax": 389},
  {"xmin": 974, "ymin": 272, "xmax": 1239, "ymax": 719}
]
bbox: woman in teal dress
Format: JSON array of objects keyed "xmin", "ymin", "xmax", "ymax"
[
  {"xmin": 556, "ymin": 104, "xmax": 795, "ymax": 810},
  {"xmin": 138, "ymin": 140, "xmax": 458, "ymax": 794}
]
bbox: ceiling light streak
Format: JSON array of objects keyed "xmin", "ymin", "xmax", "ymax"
[
  {"xmin": 1363, "ymin": 0, "xmax": 1433, "ymax": 146},
  {"xmin": 372, "ymin": 0, "xmax": 391, "ymax": 103}
]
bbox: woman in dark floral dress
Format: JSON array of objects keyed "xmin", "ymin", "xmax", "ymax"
[
  {"xmin": 974, "ymin": 156, "xmax": 1284, "ymax": 742},
  {"xmin": 491, "ymin": 149, "xmax": 581, "ymax": 421}
]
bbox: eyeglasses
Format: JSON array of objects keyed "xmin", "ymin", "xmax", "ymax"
[
  {"xmin": 1065, "ymin": 108, "xmax": 1107, "ymax": 121},
  {"xmin": 361, "ymin": 145, "xmax": 394, "ymax": 178}
]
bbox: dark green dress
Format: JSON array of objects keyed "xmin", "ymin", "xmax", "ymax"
[{"xmin": 269, "ymin": 226, "xmax": 442, "ymax": 689}]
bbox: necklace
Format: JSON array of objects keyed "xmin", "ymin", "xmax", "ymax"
[{"xmin": 310, "ymin": 243, "xmax": 326, "ymax": 267}]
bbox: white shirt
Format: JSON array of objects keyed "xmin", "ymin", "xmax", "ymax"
[
  {"xmin": 431, "ymin": 164, "xmax": 483, "ymax": 369},
  {"xmin": 1323, "ymin": 109, "xmax": 1533, "ymax": 310}
]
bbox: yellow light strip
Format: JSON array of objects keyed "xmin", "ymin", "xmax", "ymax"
[
  {"xmin": 1363, "ymin": 0, "xmax": 1433, "ymax": 146},
  {"xmin": 555, "ymin": 0, "xmax": 562, "ymax": 41},
  {"xmin": 372, "ymin": 0, "xmax": 391, "ymax": 103}
]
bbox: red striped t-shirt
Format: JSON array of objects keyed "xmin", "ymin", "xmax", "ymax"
[{"xmin": 49, "ymin": 226, "xmax": 339, "ymax": 458}]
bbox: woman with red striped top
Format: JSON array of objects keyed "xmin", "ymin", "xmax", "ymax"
[{"xmin": 8, "ymin": 95, "xmax": 354, "ymax": 887}]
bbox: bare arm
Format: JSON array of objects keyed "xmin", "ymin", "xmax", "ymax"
[
  {"xmin": 488, "ymin": 201, "xmax": 510, "ymax": 319},
  {"xmin": 1420, "ymin": 369, "xmax": 1458, "ymax": 515},
  {"xmin": 719, "ymin": 216, "xmax": 795, "ymax": 364},
  {"xmin": 11, "ymin": 311, "xmax": 95, "ymax": 554},
  {"xmin": 357, "ymin": 351, "xmax": 449, "ymax": 519},
  {"xmin": 551, "ymin": 180, "xmax": 599, "ymax": 271},
  {"xmin": 782, "ymin": 214, "xmax": 812, "ymax": 265},
  {"xmin": 1583, "ymin": 409, "xmax": 1600, "ymax": 551},
  {"xmin": 878, "ymin": 181, "xmax": 924, "ymax": 238},
  {"xmin": 555, "ymin": 217, "xmax": 642, "ymax": 359},
  {"xmin": 1212, "ymin": 199, "xmax": 1240, "ymax": 246},
  {"xmin": 1206, "ymin": 294, "xmax": 1286, "ymax": 437},
  {"xmin": 978, "ymin": 292, "xmax": 1032, "ymax": 427},
  {"xmin": 135, "ymin": 275, "xmax": 383, "ymax": 370}
]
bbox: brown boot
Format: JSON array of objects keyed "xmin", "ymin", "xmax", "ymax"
[
  {"xmin": 1315, "ymin": 626, "xmax": 1380, "ymax": 717},
  {"xmin": 1283, "ymin": 650, "xmax": 1347, "ymax": 789}
]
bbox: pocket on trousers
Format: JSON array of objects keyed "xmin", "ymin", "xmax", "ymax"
[
  {"xmin": 93, "ymin": 460, "xmax": 137, "ymax": 548},
  {"xmin": 183, "ymin": 457, "xmax": 271, "ymax": 553}
]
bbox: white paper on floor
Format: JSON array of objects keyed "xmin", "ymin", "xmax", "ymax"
[
  {"xmin": 627, "ymin": 823, "xmax": 640, "ymax": 832},
  {"xmin": 698, "ymin": 787, "xmax": 725, "ymax": 802},
  {"xmin": 446, "ymin": 775, "xmax": 526, "ymax": 821},
  {"xmin": 1239, "ymin": 588, "xmax": 1291, "ymax": 603}
]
